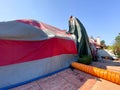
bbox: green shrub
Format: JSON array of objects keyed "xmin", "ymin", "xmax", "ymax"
[
  {"xmin": 78, "ymin": 55, "xmax": 92, "ymax": 65},
  {"xmin": 117, "ymin": 52, "xmax": 120, "ymax": 58}
]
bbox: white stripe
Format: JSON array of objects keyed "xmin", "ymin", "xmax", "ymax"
[
  {"xmin": 0, "ymin": 21, "xmax": 49, "ymax": 40},
  {"xmin": 0, "ymin": 54, "xmax": 77, "ymax": 88},
  {"xmin": 0, "ymin": 21, "xmax": 75, "ymax": 41}
]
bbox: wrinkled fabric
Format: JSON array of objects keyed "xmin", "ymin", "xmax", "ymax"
[{"xmin": 68, "ymin": 16, "xmax": 92, "ymax": 57}]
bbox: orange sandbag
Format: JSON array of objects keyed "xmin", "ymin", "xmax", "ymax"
[{"xmin": 71, "ymin": 62, "xmax": 120, "ymax": 85}]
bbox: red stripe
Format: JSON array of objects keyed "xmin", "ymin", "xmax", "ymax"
[
  {"xmin": 16, "ymin": 20, "xmax": 42, "ymax": 29},
  {"xmin": 0, "ymin": 38, "xmax": 77, "ymax": 66}
]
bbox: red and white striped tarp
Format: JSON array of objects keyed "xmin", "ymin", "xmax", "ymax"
[
  {"xmin": 0, "ymin": 19, "xmax": 77, "ymax": 66},
  {"xmin": 0, "ymin": 19, "xmax": 77, "ymax": 88}
]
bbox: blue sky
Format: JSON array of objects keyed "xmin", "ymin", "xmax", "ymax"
[{"xmin": 0, "ymin": 0, "xmax": 120, "ymax": 45}]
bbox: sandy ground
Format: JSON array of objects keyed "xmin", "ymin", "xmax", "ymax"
[
  {"xmin": 10, "ymin": 59, "xmax": 120, "ymax": 90},
  {"xmin": 91, "ymin": 59, "xmax": 120, "ymax": 72},
  {"xmin": 90, "ymin": 59, "xmax": 120, "ymax": 90}
]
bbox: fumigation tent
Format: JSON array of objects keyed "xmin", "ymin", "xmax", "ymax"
[{"xmin": 0, "ymin": 19, "xmax": 77, "ymax": 88}]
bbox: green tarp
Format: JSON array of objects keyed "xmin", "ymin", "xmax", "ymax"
[{"xmin": 68, "ymin": 16, "xmax": 92, "ymax": 57}]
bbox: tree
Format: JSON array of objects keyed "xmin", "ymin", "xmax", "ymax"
[
  {"xmin": 115, "ymin": 33, "xmax": 120, "ymax": 42},
  {"xmin": 100, "ymin": 40, "xmax": 106, "ymax": 49},
  {"xmin": 107, "ymin": 45, "xmax": 114, "ymax": 50},
  {"xmin": 113, "ymin": 33, "xmax": 120, "ymax": 57}
]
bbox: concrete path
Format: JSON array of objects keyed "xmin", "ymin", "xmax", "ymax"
[
  {"xmin": 10, "ymin": 59, "xmax": 120, "ymax": 90},
  {"xmin": 91, "ymin": 78, "xmax": 120, "ymax": 90},
  {"xmin": 10, "ymin": 69, "xmax": 96, "ymax": 90}
]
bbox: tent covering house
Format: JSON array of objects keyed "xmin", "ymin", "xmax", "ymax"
[{"xmin": 0, "ymin": 19, "xmax": 77, "ymax": 88}]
